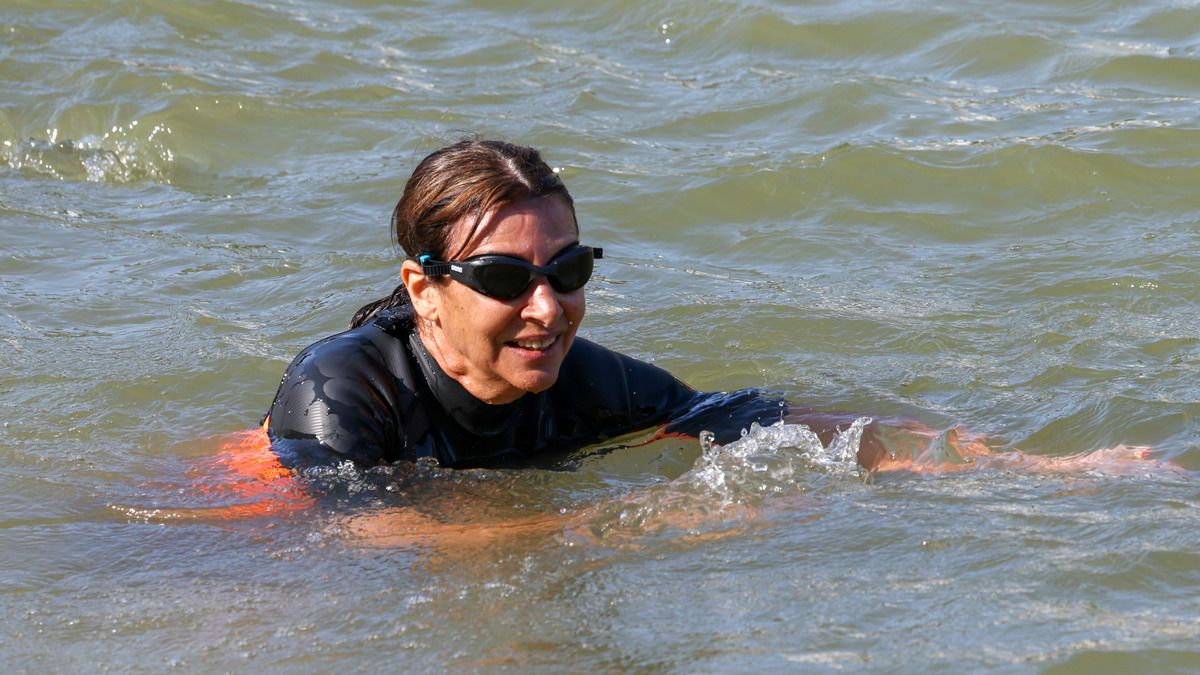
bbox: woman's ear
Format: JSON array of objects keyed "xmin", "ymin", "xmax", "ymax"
[{"xmin": 401, "ymin": 258, "xmax": 439, "ymax": 322}]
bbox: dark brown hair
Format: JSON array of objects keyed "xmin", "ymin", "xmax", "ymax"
[{"xmin": 349, "ymin": 139, "xmax": 577, "ymax": 329}]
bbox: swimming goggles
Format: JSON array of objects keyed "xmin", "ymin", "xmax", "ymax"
[{"xmin": 419, "ymin": 244, "xmax": 603, "ymax": 300}]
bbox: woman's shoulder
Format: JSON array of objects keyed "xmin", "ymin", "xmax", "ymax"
[
  {"xmin": 268, "ymin": 311, "xmax": 418, "ymax": 465},
  {"xmin": 271, "ymin": 311, "xmax": 419, "ymax": 429},
  {"xmin": 556, "ymin": 337, "xmax": 698, "ymax": 415}
]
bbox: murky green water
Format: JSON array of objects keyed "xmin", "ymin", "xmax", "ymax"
[{"xmin": 2, "ymin": 0, "xmax": 1198, "ymax": 671}]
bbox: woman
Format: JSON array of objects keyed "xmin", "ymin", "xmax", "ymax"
[
  {"xmin": 266, "ymin": 139, "xmax": 793, "ymax": 470},
  {"xmin": 245, "ymin": 139, "xmax": 1175, "ymax": 542}
]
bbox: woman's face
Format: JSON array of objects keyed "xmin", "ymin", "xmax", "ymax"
[{"xmin": 407, "ymin": 195, "xmax": 585, "ymax": 404}]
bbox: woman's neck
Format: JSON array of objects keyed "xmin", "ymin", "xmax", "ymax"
[{"xmin": 407, "ymin": 331, "xmax": 525, "ymax": 435}]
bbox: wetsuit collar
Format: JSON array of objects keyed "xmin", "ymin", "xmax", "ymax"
[{"xmin": 406, "ymin": 330, "xmax": 525, "ymax": 437}]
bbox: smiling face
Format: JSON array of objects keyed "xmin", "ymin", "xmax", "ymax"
[{"xmin": 401, "ymin": 195, "xmax": 585, "ymax": 404}]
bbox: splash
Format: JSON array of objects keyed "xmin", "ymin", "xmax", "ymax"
[
  {"xmin": 690, "ymin": 418, "xmax": 872, "ymax": 503},
  {"xmin": 583, "ymin": 419, "xmax": 874, "ymax": 543},
  {"xmin": 2, "ymin": 120, "xmax": 175, "ymax": 184}
]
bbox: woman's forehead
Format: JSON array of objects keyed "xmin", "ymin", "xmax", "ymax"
[{"xmin": 452, "ymin": 196, "xmax": 577, "ymax": 258}]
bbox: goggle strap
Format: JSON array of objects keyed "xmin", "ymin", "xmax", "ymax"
[
  {"xmin": 416, "ymin": 255, "xmax": 451, "ymax": 277},
  {"xmin": 422, "ymin": 262, "xmax": 451, "ymax": 276}
]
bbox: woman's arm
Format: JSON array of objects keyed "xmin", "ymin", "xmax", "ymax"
[{"xmin": 793, "ymin": 411, "xmax": 1169, "ymax": 476}]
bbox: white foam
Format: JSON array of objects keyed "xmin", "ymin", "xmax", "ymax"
[{"xmin": 689, "ymin": 417, "xmax": 872, "ymax": 502}]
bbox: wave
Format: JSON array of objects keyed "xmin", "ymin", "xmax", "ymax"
[{"xmin": 2, "ymin": 120, "xmax": 175, "ymax": 184}]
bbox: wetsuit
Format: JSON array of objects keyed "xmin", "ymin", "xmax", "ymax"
[{"xmin": 267, "ymin": 307, "xmax": 785, "ymax": 468}]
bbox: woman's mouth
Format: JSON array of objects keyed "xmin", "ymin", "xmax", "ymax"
[{"xmin": 511, "ymin": 336, "xmax": 557, "ymax": 351}]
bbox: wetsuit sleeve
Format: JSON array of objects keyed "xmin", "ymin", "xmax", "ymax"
[
  {"xmin": 554, "ymin": 339, "xmax": 701, "ymax": 436},
  {"xmin": 557, "ymin": 340, "xmax": 787, "ymax": 444},
  {"xmin": 266, "ymin": 331, "xmax": 404, "ymax": 466},
  {"xmin": 663, "ymin": 389, "xmax": 788, "ymax": 443}
]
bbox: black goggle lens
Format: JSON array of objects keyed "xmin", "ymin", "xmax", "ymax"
[
  {"xmin": 422, "ymin": 245, "xmax": 602, "ymax": 300},
  {"xmin": 473, "ymin": 261, "xmax": 542, "ymax": 298}
]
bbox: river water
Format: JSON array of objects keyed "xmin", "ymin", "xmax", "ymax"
[{"xmin": 2, "ymin": 0, "xmax": 1199, "ymax": 671}]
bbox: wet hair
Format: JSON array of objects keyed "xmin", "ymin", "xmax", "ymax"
[{"xmin": 349, "ymin": 139, "xmax": 577, "ymax": 329}]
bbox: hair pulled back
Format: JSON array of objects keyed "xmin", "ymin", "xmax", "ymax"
[{"xmin": 349, "ymin": 139, "xmax": 576, "ymax": 329}]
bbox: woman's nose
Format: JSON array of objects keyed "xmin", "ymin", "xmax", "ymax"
[{"xmin": 520, "ymin": 277, "xmax": 564, "ymax": 325}]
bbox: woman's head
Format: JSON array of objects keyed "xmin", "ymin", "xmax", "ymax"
[
  {"xmin": 350, "ymin": 140, "xmax": 577, "ymax": 328},
  {"xmin": 353, "ymin": 139, "xmax": 595, "ymax": 404}
]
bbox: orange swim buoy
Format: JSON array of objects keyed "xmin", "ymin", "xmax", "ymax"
[{"xmin": 177, "ymin": 420, "xmax": 316, "ymax": 520}]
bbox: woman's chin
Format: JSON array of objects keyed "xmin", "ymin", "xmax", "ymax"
[
  {"xmin": 498, "ymin": 341, "xmax": 569, "ymax": 395},
  {"xmin": 505, "ymin": 366, "xmax": 563, "ymax": 397}
]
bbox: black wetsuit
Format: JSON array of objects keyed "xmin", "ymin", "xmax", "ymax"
[{"xmin": 267, "ymin": 308, "xmax": 785, "ymax": 468}]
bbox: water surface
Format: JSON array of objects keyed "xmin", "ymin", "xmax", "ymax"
[{"xmin": 2, "ymin": 0, "xmax": 1198, "ymax": 671}]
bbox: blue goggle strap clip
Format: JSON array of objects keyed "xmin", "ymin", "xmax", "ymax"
[{"xmin": 417, "ymin": 253, "xmax": 451, "ymax": 277}]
